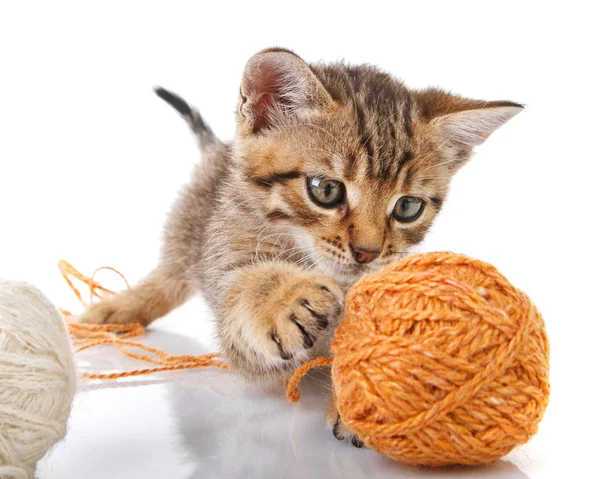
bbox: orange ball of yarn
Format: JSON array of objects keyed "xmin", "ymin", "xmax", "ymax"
[{"xmin": 331, "ymin": 252, "xmax": 550, "ymax": 467}]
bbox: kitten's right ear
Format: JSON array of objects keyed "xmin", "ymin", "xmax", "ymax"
[
  {"xmin": 415, "ymin": 88, "xmax": 524, "ymax": 172},
  {"xmin": 239, "ymin": 49, "xmax": 333, "ymax": 133}
]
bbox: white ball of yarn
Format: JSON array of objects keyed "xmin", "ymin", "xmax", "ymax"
[{"xmin": 0, "ymin": 280, "xmax": 76, "ymax": 479}]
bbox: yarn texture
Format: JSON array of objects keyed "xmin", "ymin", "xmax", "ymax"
[
  {"xmin": 330, "ymin": 252, "xmax": 550, "ymax": 466},
  {"xmin": 0, "ymin": 281, "xmax": 77, "ymax": 479}
]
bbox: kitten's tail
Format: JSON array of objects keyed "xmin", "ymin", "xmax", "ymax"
[{"xmin": 154, "ymin": 86, "xmax": 221, "ymax": 150}]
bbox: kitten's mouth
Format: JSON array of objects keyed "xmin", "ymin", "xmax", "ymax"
[
  {"xmin": 316, "ymin": 259, "xmax": 370, "ymax": 285},
  {"xmin": 291, "ymin": 230, "xmax": 377, "ymax": 284},
  {"xmin": 335, "ymin": 263, "xmax": 365, "ymax": 275}
]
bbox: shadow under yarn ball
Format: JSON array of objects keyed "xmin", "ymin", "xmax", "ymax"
[{"xmin": 333, "ymin": 252, "xmax": 550, "ymax": 467}]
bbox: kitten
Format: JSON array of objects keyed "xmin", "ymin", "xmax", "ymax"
[{"xmin": 79, "ymin": 47, "xmax": 522, "ymax": 446}]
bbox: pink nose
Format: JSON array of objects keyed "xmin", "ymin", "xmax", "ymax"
[{"xmin": 350, "ymin": 245, "xmax": 381, "ymax": 264}]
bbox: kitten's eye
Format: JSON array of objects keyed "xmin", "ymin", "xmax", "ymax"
[
  {"xmin": 306, "ymin": 177, "xmax": 345, "ymax": 207},
  {"xmin": 392, "ymin": 196, "xmax": 424, "ymax": 222}
]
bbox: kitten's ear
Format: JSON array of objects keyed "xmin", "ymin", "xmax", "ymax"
[
  {"xmin": 239, "ymin": 48, "xmax": 333, "ymax": 133},
  {"xmin": 416, "ymin": 89, "xmax": 523, "ymax": 170}
]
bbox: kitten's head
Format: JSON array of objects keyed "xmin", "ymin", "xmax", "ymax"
[{"xmin": 234, "ymin": 48, "xmax": 522, "ymax": 284}]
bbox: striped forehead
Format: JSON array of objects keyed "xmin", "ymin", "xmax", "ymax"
[
  {"xmin": 344, "ymin": 99, "xmax": 415, "ymax": 183},
  {"xmin": 308, "ymin": 61, "xmax": 419, "ymax": 183}
]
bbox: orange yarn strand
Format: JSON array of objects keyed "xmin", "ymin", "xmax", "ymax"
[
  {"xmin": 57, "ymin": 259, "xmax": 126, "ymax": 306},
  {"xmin": 58, "ymin": 260, "xmax": 228, "ymax": 380},
  {"xmin": 285, "ymin": 356, "xmax": 333, "ymax": 403}
]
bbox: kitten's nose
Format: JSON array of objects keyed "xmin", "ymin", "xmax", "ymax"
[{"xmin": 350, "ymin": 245, "xmax": 381, "ymax": 264}]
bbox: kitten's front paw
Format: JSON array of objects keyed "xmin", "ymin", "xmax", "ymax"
[
  {"xmin": 222, "ymin": 264, "xmax": 344, "ymax": 379},
  {"xmin": 266, "ymin": 275, "xmax": 343, "ymax": 361},
  {"xmin": 327, "ymin": 397, "xmax": 365, "ymax": 448},
  {"xmin": 78, "ymin": 297, "xmax": 149, "ymax": 326}
]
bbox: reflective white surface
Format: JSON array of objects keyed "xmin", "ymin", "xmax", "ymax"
[{"xmin": 37, "ymin": 300, "xmax": 559, "ymax": 479}]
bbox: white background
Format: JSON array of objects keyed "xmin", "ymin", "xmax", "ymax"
[{"xmin": 1, "ymin": 1, "xmax": 599, "ymax": 478}]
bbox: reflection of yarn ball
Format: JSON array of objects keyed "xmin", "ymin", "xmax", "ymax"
[
  {"xmin": 332, "ymin": 252, "xmax": 550, "ymax": 467},
  {"xmin": 0, "ymin": 281, "xmax": 76, "ymax": 479}
]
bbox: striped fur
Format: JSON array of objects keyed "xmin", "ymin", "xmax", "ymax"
[{"xmin": 80, "ymin": 48, "xmax": 522, "ymax": 399}]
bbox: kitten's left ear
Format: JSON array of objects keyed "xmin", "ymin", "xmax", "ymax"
[
  {"xmin": 238, "ymin": 48, "xmax": 333, "ymax": 133},
  {"xmin": 416, "ymin": 89, "xmax": 524, "ymax": 170}
]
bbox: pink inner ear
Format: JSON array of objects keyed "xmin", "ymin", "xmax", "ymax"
[
  {"xmin": 251, "ymin": 66, "xmax": 281, "ymax": 131},
  {"xmin": 244, "ymin": 57, "xmax": 297, "ymax": 132}
]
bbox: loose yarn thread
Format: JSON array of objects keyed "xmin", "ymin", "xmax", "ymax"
[{"xmin": 57, "ymin": 260, "xmax": 228, "ymax": 379}]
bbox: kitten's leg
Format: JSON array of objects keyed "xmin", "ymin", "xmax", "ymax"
[
  {"xmin": 327, "ymin": 392, "xmax": 365, "ymax": 448},
  {"xmin": 217, "ymin": 261, "xmax": 344, "ymax": 382},
  {"xmin": 78, "ymin": 265, "xmax": 192, "ymax": 326}
]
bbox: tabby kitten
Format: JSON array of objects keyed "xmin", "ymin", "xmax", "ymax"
[{"xmin": 80, "ymin": 48, "xmax": 522, "ymax": 445}]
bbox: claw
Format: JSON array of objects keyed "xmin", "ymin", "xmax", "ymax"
[
  {"xmin": 351, "ymin": 436, "xmax": 364, "ymax": 448},
  {"xmin": 290, "ymin": 313, "xmax": 315, "ymax": 349},
  {"xmin": 332, "ymin": 417, "xmax": 345, "ymax": 441},
  {"xmin": 270, "ymin": 331, "xmax": 292, "ymax": 360},
  {"xmin": 299, "ymin": 299, "xmax": 329, "ymax": 330}
]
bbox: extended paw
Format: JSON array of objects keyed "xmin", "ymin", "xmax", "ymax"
[
  {"xmin": 220, "ymin": 264, "xmax": 345, "ymax": 380},
  {"xmin": 78, "ymin": 297, "xmax": 149, "ymax": 325},
  {"xmin": 267, "ymin": 277, "xmax": 343, "ymax": 361}
]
